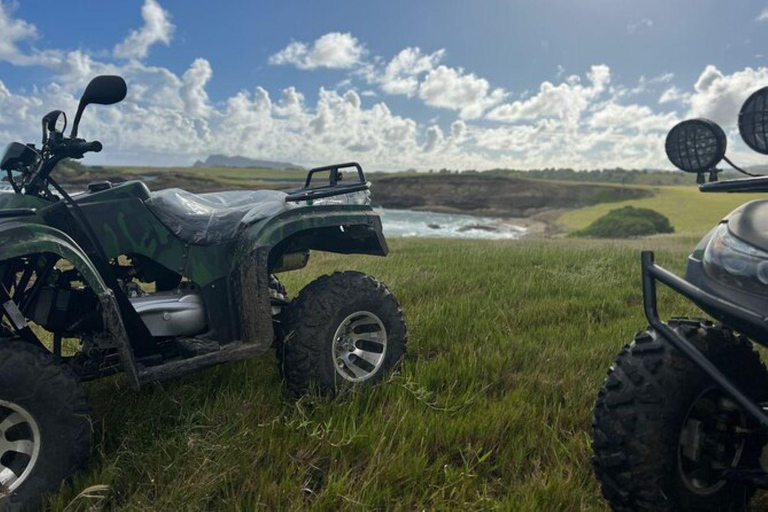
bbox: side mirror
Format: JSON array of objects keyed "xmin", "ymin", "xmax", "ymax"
[
  {"xmin": 665, "ymin": 118, "xmax": 726, "ymax": 181},
  {"xmin": 42, "ymin": 110, "xmax": 67, "ymax": 143},
  {"xmin": 70, "ymin": 75, "xmax": 127, "ymax": 138},
  {"xmin": 739, "ymin": 86, "xmax": 768, "ymax": 154}
]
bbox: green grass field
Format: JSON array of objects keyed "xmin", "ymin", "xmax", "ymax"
[
  {"xmin": 36, "ymin": 171, "xmax": 768, "ymax": 509},
  {"xmin": 46, "ymin": 234, "xmax": 768, "ymax": 511},
  {"xmin": 558, "ymin": 185, "xmax": 765, "ymax": 235}
]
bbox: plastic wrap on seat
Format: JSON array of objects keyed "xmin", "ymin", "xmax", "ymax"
[{"xmin": 146, "ymin": 189, "xmax": 294, "ymax": 245}]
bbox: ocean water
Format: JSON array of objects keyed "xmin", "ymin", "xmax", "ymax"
[{"xmin": 377, "ymin": 208, "xmax": 526, "ymax": 240}]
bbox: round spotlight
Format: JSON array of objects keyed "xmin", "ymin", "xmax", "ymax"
[
  {"xmin": 739, "ymin": 86, "xmax": 768, "ymax": 155},
  {"xmin": 665, "ymin": 118, "xmax": 727, "ymax": 173}
]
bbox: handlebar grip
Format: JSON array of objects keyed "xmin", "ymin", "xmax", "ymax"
[{"xmin": 68, "ymin": 139, "xmax": 102, "ymax": 156}]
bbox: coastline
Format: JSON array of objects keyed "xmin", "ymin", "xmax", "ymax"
[{"xmin": 387, "ymin": 204, "xmax": 555, "ymax": 238}]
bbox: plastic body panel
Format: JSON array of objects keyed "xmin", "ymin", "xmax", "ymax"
[
  {"xmin": 723, "ymin": 200, "xmax": 768, "ymax": 254},
  {"xmin": 231, "ymin": 204, "xmax": 388, "ymax": 354},
  {"xmin": 0, "ymin": 191, "xmax": 50, "ymax": 211}
]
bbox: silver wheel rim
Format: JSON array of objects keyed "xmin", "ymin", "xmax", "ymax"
[
  {"xmin": 331, "ymin": 311, "xmax": 387, "ymax": 382},
  {"xmin": 0, "ymin": 400, "xmax": 40, "ymax": 494}
]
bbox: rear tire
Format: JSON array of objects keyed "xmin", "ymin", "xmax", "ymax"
[
  {"xmin": 0, "ymin": 341, "xmax": 91, "ymax": 511},
  {"xmin": 277, "ymin": 271, "xmax": 407, "ymax": 395},
  {"xmin": 592, "ymin": 319, "xmax": 768, "ymax": 511}
]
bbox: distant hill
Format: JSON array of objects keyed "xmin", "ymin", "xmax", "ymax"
[{"xmin": 193, "ymin": 154, "xmax": 304, "ymax": 170}]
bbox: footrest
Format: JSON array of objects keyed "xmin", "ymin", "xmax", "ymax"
[{"xmin": 176, "ymin": 337, "xmax": 220, "ymax": 358}]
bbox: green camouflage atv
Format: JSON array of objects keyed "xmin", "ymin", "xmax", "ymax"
[{"xmin": 0, "ymin": 76, "xmax": 407, "ymax": 509}]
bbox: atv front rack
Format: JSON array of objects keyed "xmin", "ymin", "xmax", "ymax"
[
  {"xmin": 286, "ymin": 162, "xmax": 369, "ymax": 203},
  {"xmin": 641, "ymin": 251, "xmax": 768, "ymax": 427}
]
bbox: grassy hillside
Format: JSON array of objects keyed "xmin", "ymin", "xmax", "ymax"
[
  {"xmin": 485, "ymin": 168, "xmax": 752, "ymax": 187},
  {"xmin": 558, "ymin": 185, "xmax": 766, "ymax": 235},
  {"xmin": 48, "ymin": 236, "xmax": 760, "ymax": 511}
]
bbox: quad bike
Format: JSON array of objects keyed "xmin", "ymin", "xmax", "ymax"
[
  {"xmin": 592, "ymin": 87, "xmax": 768, "ymax": 510},
  {"xmin": 0, "ymin": 76, "xmax": 407, "ymax": 509}
]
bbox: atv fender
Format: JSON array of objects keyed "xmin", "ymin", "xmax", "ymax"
[
  {"xmin": 0, "ymin": 220, "xmax": 139, "ymax": 387},
  {"xmin": 232, "ymin": 205, "xmax": 387, "ymax": 351}
]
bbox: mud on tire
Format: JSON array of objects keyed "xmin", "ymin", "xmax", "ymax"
[
  {"xmin": 277, "ymin": 271, "xmax": 407, "ymax": 395},
  {"xmin": 592, "ymin": 319, "xmax": 768, "ymax": 511},
  {"xmin": 0, "ymin": 341, "xmax": 91, "ymax": 511}
]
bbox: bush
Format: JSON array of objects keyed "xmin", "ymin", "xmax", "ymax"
[{"xmin": 575, "ymin": 206, "xmax": 674, "ymax": 238}]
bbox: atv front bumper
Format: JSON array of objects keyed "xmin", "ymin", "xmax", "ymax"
[{"xmin": 641, "ymin": 251, "xmax": 768, "ymax": 427}]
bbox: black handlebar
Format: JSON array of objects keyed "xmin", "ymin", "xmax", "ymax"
[
  {"xmin": 62, "ymin": 139, "xmax": 102, "ymax": 158},
  {"xmin": 23, "ymin": 138, "xmax": 103, "ymax": 195}
]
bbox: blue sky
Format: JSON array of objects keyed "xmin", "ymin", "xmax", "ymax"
[{"xmin": 2, "ymin": 0, "xmax": 768, "ymax": 170}]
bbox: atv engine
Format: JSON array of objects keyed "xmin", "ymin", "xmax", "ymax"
[{"xmin": 128, "ymin": 285, "xmax": 207, "ymax": 338}]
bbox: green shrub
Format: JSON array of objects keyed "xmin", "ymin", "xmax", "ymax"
[{"xmin": 574, "ymin": 206, "xmax": 674, "ymax": 238}]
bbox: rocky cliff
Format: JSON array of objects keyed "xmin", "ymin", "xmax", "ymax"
[{"xmin": 370, "ymin": 174, "xmax": 651, "ymax": 218}]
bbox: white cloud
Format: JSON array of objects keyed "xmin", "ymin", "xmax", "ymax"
[
  {"xmin": 418, "ymin": 65, "xmax": 506, "ymax": 119},
  {"xmin": 4, "ymin": 4, "xmax": 768, "ymax": 171},
  {"xmin": 379, "ymin": 47, "xmax": 445, "ymax": 97},
  {"xmin": 0, "ymin": 2, "xmax": 36, "ymax": 64},
  {"xmin": 588, "ymin": 103, "xmax": 678, "ymax": 132},
  {"xmin": 757, "ymin": 7, "xmax": 768, "ymax": 21},
  {"xmin": 114, "ymin": 0, "xmax": 174, "ymax": 60},
  {"xmin": 651, "ymin": 72, "xmax": 674, "ymax": 83},
  {"xmin": 659, "ymin": 86, "xmax": 690, "ymax": 105},
  {"xmin": 423, "ymin": 125, "xmax": 444, "ymax": 152},
  {"xmin": 0, "ymin": 2, "xmax": 63, "ymax": 66},
  {"xmin": 626, "ymin": 18, "xmax": 653, "ymax": 34},
  {"xmin": 181, "ymin": 58, "xmax": 212, "ymax": 118},
  {"xmin": 269, "ymin": 32, "xmax": 365, "ymax": 70},
  {"xmin": 686, "ymin": 65, "xmax": 768, "ymax": 125},
  {"xmin": 486, "ymin": 65, "xmax": 609, "ymax": 125}
]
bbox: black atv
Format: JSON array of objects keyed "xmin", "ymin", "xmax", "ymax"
[
  {"xmin": 593, "ymin": 87, "xmax": 768, "ymax": 510},
  {"xmin": 0, "ymin": 76, "xmax": 407, "ymax": 509}
]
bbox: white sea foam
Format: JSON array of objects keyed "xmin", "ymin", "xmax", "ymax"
[{"xmin": 377, "ymin": 208, "xmax": 526, "ymax": 240}]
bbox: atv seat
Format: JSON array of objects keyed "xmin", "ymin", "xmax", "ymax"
[{"xmin": 146, "ymin": 189, "xmax": 294, "ymax": 245}]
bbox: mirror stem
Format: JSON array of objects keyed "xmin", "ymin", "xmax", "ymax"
[{"xmin": 70, "ymin": 103, "xmax": 85, "ymax": 139}]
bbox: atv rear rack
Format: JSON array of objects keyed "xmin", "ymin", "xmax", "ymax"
[
  {"xmin": 286, "ymin": 162, "xmax": 369, "ymax": 202},
  {"xmin": 641, "ymin": 251, "xmax": 768, "ymax": 427}
]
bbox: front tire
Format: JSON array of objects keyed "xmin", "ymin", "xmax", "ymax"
[
  {"xmin": 592, "ymin": 319, "xmax": 768, "ymax": 511},
  {"xmin": 0, "ymin": 341, "xmax": 91, "ymax": 511},
  {"xmin": 277, "ymin": 271, "xmax": 407, "ymax": 395}
]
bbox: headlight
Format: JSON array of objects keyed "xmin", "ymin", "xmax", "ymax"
[{"xmin": 703, "ymin": 223, "xmax": 768, "ymax": 293}]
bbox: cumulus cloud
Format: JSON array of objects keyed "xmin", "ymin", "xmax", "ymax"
[
  {"xmin": 181, "ymin": 58, "xmax": 213, "ymax": 117},
  {"xmin": 588, "ymin": 103, "xmax": 678, "ymax": 132},
  {"xmin": 686, "ymin": 65, "xmax": 768, "ymax": 125},
  {"xmin": 423, "ymin": 125, "xmax": 444, "ymax": 152},
  {"xmin": 114, "ymin": 0, "xmax": 174, "ymax": 60},
  {"xmin": 379, "ymin": 47, "xmax": 445, "ymax": 96},
  {"xmin": 0, "ymin": 3, "xmax": 63, "ymax": 66},
  {"xmin": 659, "ymin": 86, "xmax": 690, "ymax": 105},
  {"xmin": 418, "ymin": 65, "xmax": 506, "ymax": 119},
  {"xmin": 4, "ymin": 4, "xmax": 768, "ymax": 171},
  {"xmin": 486, "ymin": 65, "xmax": 610, "ymax": 125},
  {"xmin": 269, "ymin": 32, "xmax": 365, "ymax": 70},
  {"xmin": 0, "ymin": 2, "xmax": 37, "ymax": 64}
]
